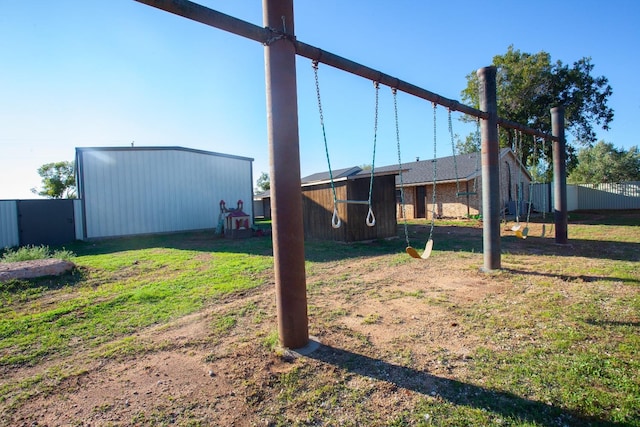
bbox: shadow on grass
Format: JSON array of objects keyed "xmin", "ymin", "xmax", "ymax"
[
  {"xmin": 65, "ymin": 229, "xmax": 404, "ymax": 262},
  {"xmin": 504, "ymin": 268, "xmax": 640, "ymax": 286},
  {"xmin": 64, "ymin": 231, "xmax": 275, "ymax": 258},
  {"xmin": 584, "ymin": 319, "xmax": 640, "ymax": 328},
  {"xmin": 61, "ymin": 215, "xmax": 639, "ymax": 263},
  {"xmin": 565, "ymin": 210, "xmax": 640, "ymax": 226},
  {"xmin": 307, "ymin": 343, "xmax": 624, "ymax": 426},
  {"xmin": 0, "ymin": 267, "xmax": 87, "ymax": 295}
]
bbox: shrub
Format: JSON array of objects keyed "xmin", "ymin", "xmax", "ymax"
[{"xmin": 1, "ymin": 245, "xmax": 75, "ymax": 263}]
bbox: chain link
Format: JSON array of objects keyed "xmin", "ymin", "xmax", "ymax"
[
  {"xmin": 393, "ymin": 88, "xmax": 411, "ymax": 247},
  {"xmin": 448, "ymin": 108, "xmax": 461, "ymax": 196},
  {"xmin": 368, "ymin": 82, "xmax": 379, "ymax": 206},
  {"xmin": 473, "ymin": 117, "xmax": 480, "ymax": 193},
  {"xmin": 312, "ymin": 60, "xmax": 339, "ymax": 208},
  {"xmin": 514, "ymin": 130, "xmax": 522, "ymax": 222},
  {"xmin": 429, "ymin": 102, "xmax": 437, "ymax": 241},
  {"xmin": 313, "ymin": 60, "xmax": 378, "ymax": 227}
]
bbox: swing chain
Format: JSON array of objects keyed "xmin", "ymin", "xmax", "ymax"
[
  {"xmin": 448, "ymin": 108, "xmax": 461, "ymax": 196},
  {"xmin": 312, "ymin": 60, "xmax": 339, "ymax": 215},
  {"xmin": 393, "ymin": 87, "xmax": 411, "ymax": 247},
  {"xmin": 473, "ymin": 117, "xmax": 481, "ymax": 194},
  {"xmin": 313, "ymin": 60, "xmax": 378, "ymax": 228},
  {"xmin": 429, "ymin": 102, "xmax": 437, "ymax": 241},
  {"xmin": 368, "ymin": 81, "xmax": 380, "ymax": 207},
  {"xmin": 525, "ymin": 135, "xmax": 537, "ymax": 225},
  {"xmin": 514, "ymin": 130, "xmax": 522, "ymax": 223}
]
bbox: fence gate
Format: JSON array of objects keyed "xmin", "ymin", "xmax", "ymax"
[{"xmin": 17, "ymin": 200, "xmax": 76, "ymax": 246}]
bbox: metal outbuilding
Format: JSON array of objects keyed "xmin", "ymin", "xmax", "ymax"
[{"xmin": 75, "ymin": 146, "xmax": 253, "ymax": 239}]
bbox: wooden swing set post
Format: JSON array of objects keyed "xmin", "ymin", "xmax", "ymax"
[
  {"xmin": 478, "ymin": 66, "xmax": 501, "ymax": 271},
  {"xmin": 551, "ymin": 107, "xmax": 568, "ymax": 245},
  {"xmin": 263, "ymin": 0, "xmax": 309, "ymax": 349},
  {"xmin": 133, "ymin": 0, "xmax": 569, "ymax": 346}
]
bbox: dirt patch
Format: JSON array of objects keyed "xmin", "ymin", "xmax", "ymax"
[
  {"xmin": 4, "ymin": 247, "xmax": 508, "ymax": 426},
  {"xmin": 3, "ymin": 218, "xmax": 635, "ymax": 426}
]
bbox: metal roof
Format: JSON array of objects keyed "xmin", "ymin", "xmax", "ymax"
[{"xmin": 76, "ymin": 146, "xmax": 254, "ymax": 162}]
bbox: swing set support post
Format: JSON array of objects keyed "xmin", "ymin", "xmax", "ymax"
[
  {"xmin": 263, "ymin": 0, "xmax": 309, "ymax": 349},
  {"xmin": 551, "ymin": 107, "xmax": 568, "ymax": 245},
  {"xmin": 132, "ymin": 0, "xmax": 568, "ymax": 344},
  {"xmin": 478, "ymin": 66, "xmax": 501, "ymax": 271}
]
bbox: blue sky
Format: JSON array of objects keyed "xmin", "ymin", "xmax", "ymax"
[{"xmin": 1, "ymin": 1, "xmax": 638, "ymax": 199}]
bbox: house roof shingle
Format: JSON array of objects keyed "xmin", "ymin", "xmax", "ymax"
[
  {"xmin": 372, "ymin": 151, "xmax": 482, "ymax": 186},
  {"xmin": 255, "ymin": 148, "xmax": 527, "ymax": 199}
]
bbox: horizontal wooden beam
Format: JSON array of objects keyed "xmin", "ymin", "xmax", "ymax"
[
  {"xmin": 134, "ymin": 0, "xmax": 558, "ymax": 141},
  {"xmin": 295, "ymin": 41, "xmax": 486, "ymax": 119},
  {"xmin": 134, "ymin": 0, "xmax": 270, "ymax": 42},
  {"xmin": 497, "ymin": 117, "xmax": 558, "ymax": 141}
]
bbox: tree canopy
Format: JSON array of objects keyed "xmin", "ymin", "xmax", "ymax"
[
  {"xmin": 255, "ymin": 171, "xmax": 270, "ymax": 193},
  {"xmin": 455, "ymin": 133, "xmax": 480, "ymax": 155},
  {"xmin": 31, "ymin": 161, "xmax": 77, "ymax": 199},
  {"xmin": 568, "ymin": 142, "xmax": 640, "ymax": 184},
  {"xmin": 461, "ymin": 45, "xmax": 614, "ymax": 167}
]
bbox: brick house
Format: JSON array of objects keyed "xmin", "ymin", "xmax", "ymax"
[
  {"xmin": 383, "ymin": 148, "xmax": 531, "ymax": 219},
  {"xmin": 253, "ymin": 148, "xmax": 530, "ymax": 228}
]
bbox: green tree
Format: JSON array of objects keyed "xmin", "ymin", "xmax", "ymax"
[
  {"xmin": 31, "ymin": 161, "xmax": 76, "ymax": 199},
  {"xmin": 568, "ymin": 141, "xmax": 640, "ymax": 184},
  {"xmin": 455, "ymin": 133, "xmax": 480, "ymax": 155},
  {"xmin": 461, "ymin": 45, "xmax": 614, "ymax": 167},
  {"xmin": 255, "ymin": 171, "xmax": 270, "ymax": 193}
]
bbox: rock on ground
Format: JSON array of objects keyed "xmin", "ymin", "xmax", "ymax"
[{"xmin": 0, "ymin": 258, "xmax": 75, "ymax": 282}]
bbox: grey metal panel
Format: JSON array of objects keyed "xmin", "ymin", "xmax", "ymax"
[
  {"xmin": 577, "ymin": 181, "xmax": 640, "ymax": 210},
  {"xmin": 566, "ymin": 185, "xmax": 578, "ymax": 212},
  {"xmin": 531, "ymin": 183, "xmax": 552, "ymax": 213},
  {"xmin": 530, "ymin": 182, "xmax": 640, "ymax": 212},
  {"xmin": 73, "ymin": 199, "xmax": 84, "ymax": 240},
  {"xmin": 0, "ymin": 200, "xmax": 19, "ymax": 248},
  {"xmin": 17, "ymin": 199, "xmax": 75, "ymax": 246},
  {"xmin": 79, "ymin": 147, "xmax": 253, "ymax": 238}
]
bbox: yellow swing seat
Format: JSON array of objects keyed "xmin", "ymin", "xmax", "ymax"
[
  {"xmin": 406, "ymin": 239, "xmax": 434, "ymax": 259},
  {"xmin": 515, "ymin": 227, "xmax": 529, "ymax": 240}
]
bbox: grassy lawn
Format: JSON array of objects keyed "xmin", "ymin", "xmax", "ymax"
[{"xmin": 1, "ymin": 210, "xmax": 638, "ymax": 426}]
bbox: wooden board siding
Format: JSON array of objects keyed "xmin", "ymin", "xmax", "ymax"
[
  {"xmin": 346, "ymin": 175, "xmax": 397, "ymax": 241},
  {"xmin": 302, "ymin": 181, "xmax": 347, "ymax": 241},
  {"xmin": 302, "ymin": 175, "xmax": 397, "ymax": 242}
]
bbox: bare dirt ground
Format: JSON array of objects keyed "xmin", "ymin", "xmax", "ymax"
[{"xmin": 3, "ymin": 219, "xmax": 633, "ymax": 426}]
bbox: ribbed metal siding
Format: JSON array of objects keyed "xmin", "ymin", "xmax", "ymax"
[
  {"xmin": 532, "ymin": 182, "xmax": 640, "ymax": 212},
  {"xmin": 530, "ymin": 183, "xmax": 552, "ymax": 213},
  {"xmin": 576, "ymin": 181, "xmax": 640, "ymax": 210},
  {"xmin": 0, "ymin": 200, "xmax": 19, "ymax": 248},
  {"xmin": 80, "ymin": 148, "xmax": 253, "ymax": 238},
  {"xmin": 73, "ymin": 199, "xmax": 84, "ymax": 240}
]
